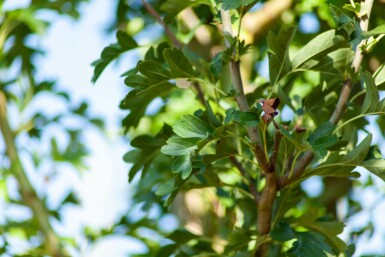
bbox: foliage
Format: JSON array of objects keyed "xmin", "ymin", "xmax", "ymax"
[{"xmin": 94, "ymin": 0, "xmax": 385, "ymax": 256}]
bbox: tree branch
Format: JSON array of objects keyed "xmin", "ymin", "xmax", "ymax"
[
  {"xmin": 0, "ymin": 91, "xmax": 66, "ymax": 257},
  {"xmin": 278, "ymin": 0, "xmax": 374, "ymax": 189},
  {"xmin": 141, "ymin": 0, "xmax": 205, "ymax": 106},
  {"xmin": 220, "ymin": 9, "xmax": 268, "ymax": 172}
]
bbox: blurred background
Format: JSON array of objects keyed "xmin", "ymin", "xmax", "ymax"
[{"xmin": 1, "ymin": 0, "xmax": 385, "ymax": 256}]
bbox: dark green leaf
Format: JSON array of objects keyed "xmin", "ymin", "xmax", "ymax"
[
  {"xmin": 307, "ymin": 121, "xmax": 338, "ymax": 159},
  {"xmin": 267, "ymin": 26, "xmax": 296, "ymax": 85},
  {"xmin": 163, "ymin": 48, "xmax": 195, "ymax": 78},
  {"xmin": 92, "ymin": 31, "xmax": 138, "ymax": 83},
  {"xmin": 167, "ymin": 229, "xmax": 198, "ymax": 244},
  {"xmin": 288, "ymin": 231, "xmax": 332, "ymax": 257},
  {"xmin": 270, "ymin": 222, "xmax": 296, "ymax": 242},
  {"xmin": 138, "ymin": 60, "xmax": 172, "ymax": 81},
  {"xmin": 222, "ymin": 0, "xmax": 255, "ymax": 10},
  {"xmin": 205, "ymin": 101, "xmax": 222, "ymax": 128},
  {"xmin": 161, "ymin": 0, "xmax": 212, "ymax": 23}
]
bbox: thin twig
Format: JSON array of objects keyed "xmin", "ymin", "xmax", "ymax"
[
  {"xmin": 141, "ymin": 0, "xmax": 206, "ymax": 105},
  {"xmin": 0, "ymin": 91, "xmax": 66, "ymax": 257},
  {"xmin": 277, "ymin": 0, "xmax": 374, "ymax": 189},
  {"xmin": 230, "ymin": 156, "xmax": 260, "ymax": 203},
  {"xmin": 141, "ymin": 0, "xmax": 182, "ymax": 48}
]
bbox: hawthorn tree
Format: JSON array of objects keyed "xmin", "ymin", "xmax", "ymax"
[{"xmin": 93, "ymin": 0, "xmax": 385, "ymax": 256}]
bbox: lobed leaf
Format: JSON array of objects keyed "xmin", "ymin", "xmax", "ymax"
[
  {"xmin": 163, "ymin": 48, "xmax": 195, "ymax": 78},
  {"xmin": 173, "ymin": 115, "xmax": 213, "ymax": 139},
  {"xmin": 161, "ymin": 137, "xmax": 200, "ymax": 156},
  {"xmin": 267, "ymin": 26, "xmax": 296, "ymax": 86},
  {"xmin": 92, "ymin": 31, "xmax": 138, "ymax": 83}
]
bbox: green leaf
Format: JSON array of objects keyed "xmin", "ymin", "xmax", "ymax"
[
  {"xmin": 92, "ymin": 31, "xmax": 138, "ymax": 83},
  {"xmin": 172, "ymin": 155, "xmax": 193, "ymax": 179},
  {"xmin": 267, "ymin": 26, "xmax": 296, "ymax": 85},
  {"xmin": 304, "ymin": 134, "xmax": 372, "ymax": 179},
  {"xmin": 291, "ymin": 30, "xmax": 345, "ymax": 70},
  {"xmin": 374, "ymin": 62, "xmax": 385, "ymax": 87},
  {"xmin": 205, "ymin": 101, "xmax": 222, "ymax": 128},
  {"xmin": 173, "ymin": 115, "xmax": 213, "ymax": 138},
  {"xmin": 161, "ymin": 137, "xmax": 200, "ymax": 156},
  {"xmin": 298, "ymin": 48, "xmax": 354, "ymax": 76},
  {"xmin": 155, "ymin": 179, "xmax": 175, "ymax": 196},
  {"xmin": 138, "ymin": 60, "xmax": 172, "ymax": 81},
  {"xmin": 292, "ymin": 212, "xmax": 347, "ymax": 253},
  {"xmin": 361, "ymin": 72, "xmax": 379, "ymax": 113},
  {"xmin": 163, "ymin": 48, "xmax": 195, "ymax": 78},
  {"xmin": 278, "ymin": 124, "xmax": 309, "ymax": 151},
  {"xmin": 225, "ymin": 109, "xmax": 260, "ymax": 127},
  {"xmin": 307, "ymin": 122, "xmax": 338, "ymax": 159},
  {"xmin": 360, "ymin": 159, "xmax": 385, "ymax": 181},
  {"xmin": 120, "ymin": 82, "xmax": 174, "ymax": 130},
  {"xmin": 167, "ymin": 229, "xmax": 198, "ymax": 244},
  {"xmin": 222, "ymin": 0, "xmax": 255, "ymax": 10},
  {"xmin": 361, "ymin": 24, "xmax": 385, "ymax": 38},
  {"xmin": 161, "ymin": 0, "xmax": 212, "ymax": 23},
  {"xmin": 288, "ymin": 231, "xmax": 332, "ymax": 257},
  {"xmin": 270, "ymin": 222, "xmax": 296, "ymax": 242}
]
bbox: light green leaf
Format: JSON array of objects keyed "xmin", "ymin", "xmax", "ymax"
[
  {"xmin": 161, "ymin": 137, "xmax": 199, "ymax": 156},
  {"xmin": 298, "ymin": 48, "xmax": 354, "ymax": 76},
  {"xmin": 172, "ymin": 155, "xmax": 193, "ymax": 179},
  {"xmin": 361, "ymin": 72, "xmax": 379, "ymax": 113},
  {"xmin": 360, "ymin": 159, "xmax": 385, "ymax": 181},
  {"xmin": 291, "ymin": 30, "xmax": 345, "ymax": 70},
  {"xmin": 374, "ymin": 62, "xmax": 385, "ymax": 87},
  {"xmin": 267, "ymin": 26, "xmax": 296, "ymax": 86},
  {"xmin": 222, "ymin": 0, "xmax": 256, "ymax": 10},
  {"xmin": 173, "ymin": 115, "xmax": 213, "ymax": 138},
  {"xmin": 163, "ymin": 48, "xmax": 195, "ymax": 78}
]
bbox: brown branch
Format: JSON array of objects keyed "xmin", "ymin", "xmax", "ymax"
[
  {"xmin": 278, "ymin": 0, "xmax": 374, "ymax": 189},
  {"xmin": 0, "ymin": 91, "xmax": 66, "ymax": 257},
  {"xmin": 141, "ymin": 0, "xmax": 205, "ymax": 105},
  {"xmin": 220, "ymin": 9, "xmax": 268, "ymax": 172},
  {"xmin": 221, "ymin": 9, "xmax": 276, "ymax": 257},
  {"xmin": 141, "ymin": 0, "xmax": 182, "ymax": 48},
  {"xmin": 230, "ymin": 156, "xmax": 260, "ymax": 203}
]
